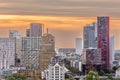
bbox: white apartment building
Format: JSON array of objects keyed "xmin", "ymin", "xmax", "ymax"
[
  {"xmin": 48, "ymin": 63, "xmax": 65, "ymax": 80},
  {"xmin": 0, "ymin": 38, "xmax": 16, "ymax": 69},
  {"xmin": 42, "ymin": 56, "xmax": 65, "ymax": 80}
]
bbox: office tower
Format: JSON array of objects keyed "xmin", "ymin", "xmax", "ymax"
[
  {"xmin": 39, "ymin": 32, "xmax": 56, "ymax": 76},
  {"xmin": 30, "ymin": 23, "xmax": 43, "ymax": 37},
  {"xmin": 83, "ymin": 23, "xmax": 97, "ymax": 48},
  {"xmin": 76, "ymin": 37, "xmax": 82, "ymax": 55},
  {"xmin": 26, "ymin": 29, "xmax": 31, "ymax": 37},
  {"xmin": 21, "ymin": 37, "xmax": 41, "ymax": 70},
  {"xmin": 9, "ymin": 30, "xmax": 21, "ymax": 66},
  {"xmin": 97, "ymin": 16, "xmax": 110, "ymax": 69},
  {"xmin": 110, "ymin": 36, "xmax": 115, "ymax": 68},
  {"xmin": 0, "ymin": 38, "xmax": 15, "ymax": 69}
]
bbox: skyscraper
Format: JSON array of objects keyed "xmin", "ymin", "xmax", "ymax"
[
  {"xmin": 9, "ymin": 30, "xmax": 21, "ymax": 66},
  {"xmin": 39, "ymin": 32, "xmax": 56, "ymax": 77},
  {"xmin": 110, "ymin": 36, "xmax": 114, "ymax": 68},
  {"xmin": 21, "ymin": 37, "xmax": 41, "ymax": 70},
  {"xmin": 97, "ymin": 16, "xmax": 110, "ymax": 69},
  {"xmin": 83, "ymin": 23, "xmax": 97, "ymax": 48},
  {"xmin": 26, "ymin": 29, "xmax": 31, "ymax": 37},
  {"xmin": 76, "ymin": 38, "xmax": 82, "ymax": 55},
  {"xmin": 0, "ymin": 38, "xmax": 16, "ymax": 69},
  {"xmin": 30, "ymin": 23, "xmax": 43, "ymax": 37}
]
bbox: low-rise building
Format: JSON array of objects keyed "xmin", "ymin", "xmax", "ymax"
[{"xmin": 42, "ymin": 56, "xmax": 65, "ymax": 80}]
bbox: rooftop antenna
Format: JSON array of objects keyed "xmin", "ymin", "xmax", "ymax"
[
  {"xmin": 47, "ymin": 28, "xmax": 48, "ymax": 34},
  {"xmin": 42, "ymin": 24, "xmax": 44, "ymax": 36}
]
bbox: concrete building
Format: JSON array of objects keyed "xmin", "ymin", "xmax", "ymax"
[
  {"xmin": 21, "ymin": 37, "xmax": 41, "ymax": 70},
  {"xmin": 42, "ymin": 56, "xmax": 65, "ymax": 80},
  {"xmin": 30, "ymin": 23, "xmax": 43, "ymax": 37},
  {"xmin": 9, "ymin": 30, "xmax": 22, "ymax": 66},
  {"xmin": 56, "ymin": 48, "xmax": 76, "ymax": 59},
  {"xmin": 71, "ymin": 60, "xmax": 82, "ymax": 71},
  {"xmin": 114, "ymin": 50, "xmax": 120, "ymax": 60},
  {"xmin": 115, "ymin": 67, "xmax": 120, "ymax": 78},
  {"xmin": 83, "ymin": 23, "xmax": 97, "ymax": 48},
  {"xmin": 9, "ymin": 30, "xmax": 21, "ymax": 39},
  {"xmin": 26, "ymin": 29, "xmax": 31, "ymax": 37},
  {"xmin": 39, "ymin": 33, "xmax": 56, "ymax": 76},
  {"xmin": 110, "ymin": 36, "xmax": 115, "ymax": 68},
  {"xmin": 0, "ymin": 38, "xmax": 16, "ymax": 69},
  {"xmin": 97, "ymin": 16, "xmax": 110, "ymax": 69},
  {"xmin": 82, "ymin": 48, "xmax": 101, "ymax": 73},
  {"xmin": 76, "ymin": 38, "xmax": 82, "ymax": 55}
]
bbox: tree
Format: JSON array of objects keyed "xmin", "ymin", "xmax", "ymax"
[
  {"xmin": 66, "ymin": 78, "xmax": 76, "ymax": 80},
  {"xmin": 86, "ymin": 71, "xmax": 99, "ymax": 80},
  {"xmin": 6, "ymin": 74, "xmax": 26, "ymax": 80}
]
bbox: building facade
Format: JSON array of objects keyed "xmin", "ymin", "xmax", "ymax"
[
  {"xmin": 21, "ymin": 37, "xmax": 41, "ymax": 70},
  {"xmin": 26, "ymin": 29, "xmax": 31, "ymax": 37},
  {"xmin": 110, "ymin": 36, "xmax": 115, "ymax": 68},
  {"xmin": 76, "ymin": 38, "xmax": 82, "ymax": 55},
  {"xmin": 0, "ymin": 38, "xmax": 16, "ymax": 69},
  {"xmin": 83, "ymin": 23, "xmax": 97, "ymax": 48},
  {"xmin": 39, "ymin": 33, "xmax": 56, "ymax": 76},
  {"xmin": 97, "ymin": 16, "xmax": 110, "ymax": 69},
  {"xmin": 30, "ymin": 23, "xmax": 43, "ymax": 37},
  {"xmin": 56, "ymin": 48, "xmax": 76, "ymax": 59},
  {"xmin": 9, "ymin": 30, "xmax": 22, "ymax": 66},
  {"xmin": 42, "ymin": 56, "xmax": 65, "ymax": 80}
]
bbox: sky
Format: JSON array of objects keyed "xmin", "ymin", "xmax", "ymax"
[{"xmin": 0, "ymin": 0, "xmax": 120, "ymax": 49}]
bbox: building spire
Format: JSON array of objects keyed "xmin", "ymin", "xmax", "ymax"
[{"xmin": 47, "ymin": 28, "xmax": 48, "ymax": 34}]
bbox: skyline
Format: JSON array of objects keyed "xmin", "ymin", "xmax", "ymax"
[{"xmin": 0, "ymin": 0, "xmax": 120, "ymax": 48}]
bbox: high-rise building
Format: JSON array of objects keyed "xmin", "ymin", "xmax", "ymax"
[
  {"xmin": 110, "ymin": 36, "xmax": 115, "ymax": 68},
  {"xmin": 9, "ymin": 30, "xmax": 21, "ymax": 66},
  {"xmin": 39, "ymin": 33, "xmax": 56, "ymax": 76},
  {"xmin": 76, "ymin": 38, "xmax": 82, "ymax": 55},
  {"xmin": 83, "ymin": 23, "xmax": 97, "ymax": 48},
  {"xmin": 0, "ymin": 38, "xmax": 16, "ymax": 69},
  {"xmin": 30, "ymin": 23, "xmax": 43, "ymax": 37},
  {"xmin": 97, "ymin": 16, "xmax": 110, "ymax": 69},
  {"xmin": 26, "ymin": 29, "xmax": 31, "ymax": 37},
  {"xmin": 21, "ymin": 37, "xmax": 41, "ymax": 70}
]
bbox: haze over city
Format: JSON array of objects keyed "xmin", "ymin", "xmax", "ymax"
[{"xmin": 0, "ymin": 0, "xmax": 120, "ymax": 48}]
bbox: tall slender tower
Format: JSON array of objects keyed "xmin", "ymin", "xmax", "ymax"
[
  {"xmin": 97, "ymin": 16, "xmax": 110, "ymax": 69},
  {"xmin": 83, "ymin": 23, "xmax": 97, "ymax": 48},
  {"xmin": 76, "ymin": 38, "xmax": 82, "ymax": 55}
]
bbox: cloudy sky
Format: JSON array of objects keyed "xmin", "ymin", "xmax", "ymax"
[{"xmin": 0, "ymin": 0, "xmax": 120, "ymax": 49}]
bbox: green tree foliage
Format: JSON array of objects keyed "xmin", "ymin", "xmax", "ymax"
[
  {"xmin": 66, "ymin": 78, "xmax": 76, "ymax": 80},
  {"xmin": 6, "ymin": 74, "xmax": 26, "ymax": 80},
  {"xmin": 86, "ymin": 71, "xmax": 99, "ymax": 80},
  {"xmin": 64, "ymin": 59, "xmax": 81, "ymax": 75}
]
